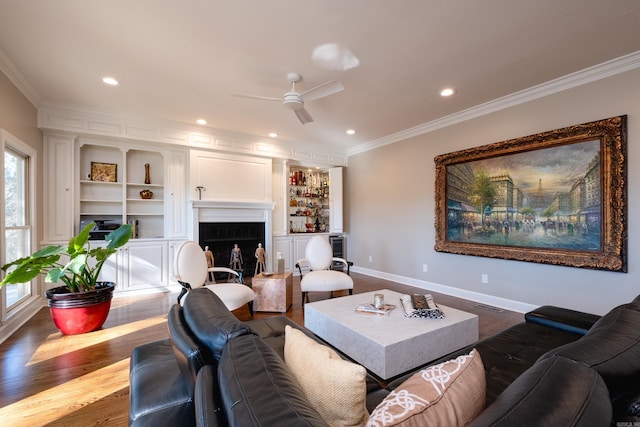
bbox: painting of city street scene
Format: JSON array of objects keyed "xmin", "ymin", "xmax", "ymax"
[{"xmin": 434, "ymin": 115, "xmax": 627, "ymax": 272}]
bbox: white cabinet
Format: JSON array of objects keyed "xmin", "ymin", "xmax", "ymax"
[
  {"xmin": 273, "ymin": 236, "xmax": 293, "ymax": 272},
  {"xmin": 44, "ymin": 134, "xmax": 75, "ymax": 242},
  {"xmin": 272, "ymin": 234, "xmax": 319, "ymax": 275},
  {"xmin": 121, "ymin": 241, "xmax": 168, "ymax": 291},
  {"xmin": 167, "ymin": 239, "xmax": 188, "ymax": 286},
  {"xmin": 91, "ymin": 240, "xmax": 168, "ymax": 292}
]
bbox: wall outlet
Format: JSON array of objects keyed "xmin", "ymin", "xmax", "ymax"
[
  {"xmin": 481, "ymin": 274, "xmax": 488, "ymax": 284},
  {"xmin": 368, "ymin": 255, "xmax": 372, "ymax": 263},
  {"xmin": 422, "ymin": 264, "xmax": 428, "ymax": 272}
]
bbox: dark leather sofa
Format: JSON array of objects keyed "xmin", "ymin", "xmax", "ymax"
[{"xmin": 129, "ymin": 288, "xmax": 640, "ymax": 426}]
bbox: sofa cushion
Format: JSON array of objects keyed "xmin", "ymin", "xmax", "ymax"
[
  {"xmin": 129, "ymin": 339, "xmax": 195, "ymax": 427},
  {"xmin": 218, "ymin": 333, "xmax": 329, "ymax": 426},
  {"xmin": 366, "ymin": 349, "xmax": 485, "ymax": 427},
  {"xmin": 182, "ymin": 288, "xmax": 253, "ymax": 361},
  {"xmin": 285, "ymin": 325, "xmax": 369, "ymax": 427},
  {"xmin": 468, "ymin": 356, "xmax": 611, "ymax": 427},
  {"xmin": 539, "ymin": 302, "xmax": 640, "ymax": 394}
]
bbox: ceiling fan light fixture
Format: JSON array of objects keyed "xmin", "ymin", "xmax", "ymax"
[
  {"xmin": 346, "ymin": 129, "xmax": 355, "ymax": 135},
  {"xmin": 311, "ymin": 43, "xmax": 360, "ymax": 71},
  {"xmin": 283, "ymin": 92, "xmax": 304, "ymax": 110}
]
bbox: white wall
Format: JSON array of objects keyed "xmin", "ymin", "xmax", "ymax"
[{"xmin": 346, "ymin": 67, "xmax": 640, "ymax": 315}]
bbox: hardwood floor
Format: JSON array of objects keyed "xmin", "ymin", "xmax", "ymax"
[{"xmin": 0, "ymin": 273, "xmax": 523, "ymax": 426}]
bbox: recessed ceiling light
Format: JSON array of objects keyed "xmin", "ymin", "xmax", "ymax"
[
  {"xmin": 439, "ymin": 88, "xmax": 456, "ymax": 97},
  {"xmin": 196, "ymin": 119, "xmax": 207, "ymax": 125},
  {"xmin": 102, "ymin": 76, "xmax": 119, "ymax": 86},
  {"xmin": 346, "ymin": 129, "xmax": 356, "ymax": 135},
  {"xmin": 268, "ymin": 132, "xmax": 278, "ymax": 138}
]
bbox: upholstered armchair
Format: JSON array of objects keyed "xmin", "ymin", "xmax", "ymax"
[
  {"xmin": 295, "ymin": 235, "xmax": 353, "ymax": 304},
  {"xmin": 174, "ymin": 241, "xmax": 254, "ymax": 313}
]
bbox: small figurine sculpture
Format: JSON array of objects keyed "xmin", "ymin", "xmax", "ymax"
[
  {"xmin": 255, "ymin": 243, "xmax": 266, "ymax": 275},
  {"xmin": 229, "ymin": 243, "xmax": 243, "ymax": 271},
  {"xmin": 204, "ymin": 245, "xmax": 214, "ymax": 282}
]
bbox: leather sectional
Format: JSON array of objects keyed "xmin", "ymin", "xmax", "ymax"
[{"xmin": 129, "ymin": 288, "xmax": 640, "ymax": 426}]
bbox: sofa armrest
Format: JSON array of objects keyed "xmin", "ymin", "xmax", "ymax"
[
  {"xmin": 469, "ymin": 356, "xmax": 611, "ymax": 426},
  {"xmin": 525, "ymin": 305, "xmax": 600, "ymax": 335}
]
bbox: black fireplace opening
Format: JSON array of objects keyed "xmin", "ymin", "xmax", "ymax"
[{"xmin": 199, "ymin": 222, "xmax": 266, "ymax": 278}]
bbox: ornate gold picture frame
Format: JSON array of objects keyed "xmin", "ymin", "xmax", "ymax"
[
  {"xmin": 434, "ymin": 115, "xmax": 627, "ymax": 272},
  {"xmin": 90, "ymin": 162, "xmax": 117, "ymax": 182}
]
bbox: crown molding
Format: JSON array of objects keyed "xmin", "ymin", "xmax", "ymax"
[
  {"xmin": 347, "ymin": 50, "xmax": 640, "ymax": 157},
  {"xmin": 37, "ymin": 100, "xmax": 348, "ymax": 166},
  {"xmin": 0, "ymin": 45, "xmax": 41, "ymax": 107}
]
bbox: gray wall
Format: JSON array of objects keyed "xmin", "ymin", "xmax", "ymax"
[
  {"xmin": 346, "ymin": 67, "xmax": 640, "ymax": 315},
  {"xmin": 0, "ymin": 71, "xmax": 42, "ymax": 242}
]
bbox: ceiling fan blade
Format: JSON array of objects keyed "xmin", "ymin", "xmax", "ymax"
[
  {"xmin": 231, "ymin": 93, "xmax": 281, "ymax": 102},
  {"xmin": 299, "ymin": 80, "xmax": 344, "ymax": 102},
  {"xmin": 295, "ymin": 108, "xmax": 313, "ymax": 124}
]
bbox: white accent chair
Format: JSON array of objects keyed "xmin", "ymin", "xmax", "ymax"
[
  {"xmin": 174, "ymin": 241, "xmax": 254, "ymax": 313},
  {"xmin": 296, "ymin": 235, "xmax": 353, "ymax": 304}
]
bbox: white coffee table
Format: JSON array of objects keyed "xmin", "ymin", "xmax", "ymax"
[{"xmin": 304, "ymin": 289, "xmax": 479, "ymax": 380}]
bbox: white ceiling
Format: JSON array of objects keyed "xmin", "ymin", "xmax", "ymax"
[{"xmin": 1, "ymin": 0, "xmax": 640, "ymax": 154}]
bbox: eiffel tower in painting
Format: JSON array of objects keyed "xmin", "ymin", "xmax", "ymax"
[{"xmin": 529, "ymin": 178, "xmax": 547, "ymax": 210}]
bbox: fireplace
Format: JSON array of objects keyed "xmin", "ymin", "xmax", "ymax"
[
  {"xmin": 192, "ymin": 201, "xmax": 275, "ymax": 278},
  {"xmin": 199, "ymin": 222, "xmax": 265, "ymax": 277}
]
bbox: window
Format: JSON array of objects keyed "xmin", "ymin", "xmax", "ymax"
[{"xmin": 2, "ymin": 131, "xmax": 36, "ymax": 312}]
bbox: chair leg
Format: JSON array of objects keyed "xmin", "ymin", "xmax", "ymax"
[
  {"xmin": 302, "ymin": 291, "xmax": 308, "ymax": 305},
  {"xmin": 248, "ymin": 301, "xmax": 254, "ymax": 316}
]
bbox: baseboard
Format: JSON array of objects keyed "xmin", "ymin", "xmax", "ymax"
[{"xmin": 351, "ymin": 266, "xmax": 537, "ymax": 314}]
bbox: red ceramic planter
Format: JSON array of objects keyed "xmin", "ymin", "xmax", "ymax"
[{"xmin": 46, "ymin": 282, "xmax": 115, "ymax": 335}]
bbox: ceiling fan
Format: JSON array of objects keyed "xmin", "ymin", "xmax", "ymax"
[{"xmin": 232, "ymin": 73, "xmax": 344, "ymax": 124}]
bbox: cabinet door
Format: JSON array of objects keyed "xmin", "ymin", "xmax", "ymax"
[
  {"xmin": 294, "ymin": 235, "xmax": 312, "ymax": 264},
  {"xmin": 167, "ymin": 239, "xmax": 187, "ymax": 286},
  {"xmin": 273, "ymin": 236, "xmax": 293, "ymax": 272},
  {"xmin": 88, "ymin": 241, "xmax": 121, "ymax": 289},
  {"xmin": 166, "ymin": 150, "xmax": 188, "ymax": 238},
  {"xmin": 329, "ymin": 167, "xmax": 343, "ymax": 233},
  {"xmin": 44, "ymin": 135, "xmax": 74, "ymax": 242},
  {"xmin": 122, "ymin": 242, "xmax": 168, "ymax": 290}
]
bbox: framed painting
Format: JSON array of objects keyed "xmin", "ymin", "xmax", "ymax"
[
  {"xmin": 434, "ymin": 115, "xmax": 627, "ymax": 272},
  {"xmin": 90, "ymin": 162, "xmax": 117, "ymax": 182}
]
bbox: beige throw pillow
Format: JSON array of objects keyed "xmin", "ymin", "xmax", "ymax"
[
  {"xmin": 366, "ymin": 349, "xmax": 485, "ymax": 427},
  {"xmin": 284, "ymin": 325, "xmax": 369, "ymax": 427}
]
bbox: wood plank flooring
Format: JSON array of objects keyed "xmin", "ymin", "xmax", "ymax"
[{"xmin": 0, "ymin": 273, "xmax": 523, "ymax": 426}]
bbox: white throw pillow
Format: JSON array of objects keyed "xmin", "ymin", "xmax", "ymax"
[{"xmin": 284, "ymin": 325, "xmax": 369, "ymax": 427}]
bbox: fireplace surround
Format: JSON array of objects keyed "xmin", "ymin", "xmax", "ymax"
[{"xmin": 191, "ymin": 201, "xmax": 275, "ymax": 277}]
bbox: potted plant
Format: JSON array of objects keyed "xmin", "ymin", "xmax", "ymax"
[{"xmin": 0, "ymin": 222, "xmax": 132, "ymax": 335}]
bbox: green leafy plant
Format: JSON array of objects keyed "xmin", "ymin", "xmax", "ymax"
[{"xmin": 1, "ymin": 222, "xmax": 132, "ymax": 292}]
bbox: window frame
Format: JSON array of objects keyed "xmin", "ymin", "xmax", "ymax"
[{"xmin": 1, "ymin": 129, "xmax": 38, "ymax": 320}]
